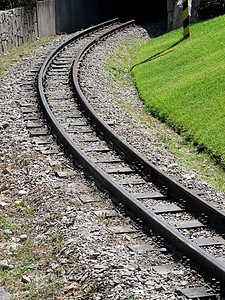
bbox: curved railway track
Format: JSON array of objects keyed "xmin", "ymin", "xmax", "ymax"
[{"xmin": 37, "ymin": 18, "xmax": 225, "ymax": 294}]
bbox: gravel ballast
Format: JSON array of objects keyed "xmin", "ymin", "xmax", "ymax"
[
  {"xmin": 78, "ymin": 20, "xmax": 225, "ymax": 212},
  {"xmin": 0, "ymin": 21, "xmax": 224, "ymax": 299}
]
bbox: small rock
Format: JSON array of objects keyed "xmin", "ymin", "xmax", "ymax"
[
  {"xmin": 21, "ymin": 275, "xmax": 31, "ymax": 283},
  {"xmin": 68, "ymin": 275, "xmax": 74, "ymax": 281},
  {"xmin": 18, "ymin": 190, "xmax": 28, "ymax": 196},
  {"xmin": 60, "ymin": 258, "xmax": 68, "ymax": 264},
  {"xmin": 145, "ymin": 280, "xmax": 155, "ymax": 286},
  {"xmin": 20, "ymin": 234, "xmax": 28, "ymax": 242},
  {"xmin": 8, "ymin": 243, "xmax": 21, "ymax": 252},
  {"xmin": 0, "ymin": 201, "xmax": 11, "ymax": 208},
  {"xmin": 160, "ymin": 247, "xmax": 168, "ymax": 254},
  {"xmin": 61, "ymin": 216, "xmax": 67, "ymax": 223},
  {"xmin": 168, "ymin": 163, "xmax": 178, "ymax": 169},
  {"xmin": 14, "ymin": 200, "xmax": 22, "ymax": 205},
  {"xmin": 2, "ymin": 121, "xmax": 9, "ymax": 129},
  {"xmin": 182, "ymin": 174, "xmax": 195, "ymax": 180},
  {"xmin": 34, "ymin": 235, "xmax": 43, "ymax": 242},
  {"xmin": 80, "ymin": 272, "xmax": 89, "ymax": 283},
  {"xmin": 94, "ymin": 264, "xmax": 106, "ymax": 270},
  {"xmin": 113, "ymin": 279, "xmax": 121, "ymax": 284},
  {"xmin": 133, "ymin": 289, "xmax": 143, "ymax": 294},
  {"xmin": 121, "ymin": 269, "xmax": 132, "ymax": 276},
  {"xmin": 65, "ymin": 238, "xmax": 75, "ymax": 245},
  {"xmin": 19, "ymin": 138, "xmax": 27, "ymax": 143},
  {"xmin": 0, "ymin": 260, "xmax": 10, "ymax": 270},
  {"xmin": 4, "ymin": 229, "xmax": 13, "ymax": 235},
  {"xmin": 50, "ymin": 273, "xmax": 57, "ymax": 281},
  {"xmin": 0, "ymin": 184, "xmax": 7, "ymax": 191},
  {"xmin": 51, "ymin": 263, "xmax": 59, "ymax": 270},
  {"xmin": 2, "ymin": 168, "xmax": 11, "ymax": 175},
  {"xmin": 48, "ymin": 160, "xmax": 59, "ymax": 167},
  {"xmin": 90, "ymin": 252, "xmax": 99, "ymax": 259},
  {"xmin": 156, "ymin": 284, "xmax": 165, "ymax": 291},
  {"xmin": 56, "ymin": 170, "xmax": 74, "ymax": 178},
  {"xmin": 64, "ymin": 282, "xmax": 80, "ymax": 293}
]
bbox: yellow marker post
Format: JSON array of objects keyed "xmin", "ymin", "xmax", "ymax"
[{"xmin": 182, "ymin": 0, "xmax": 190, "ymax": 38}]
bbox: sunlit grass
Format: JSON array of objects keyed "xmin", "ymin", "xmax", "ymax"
[
  {"xmin": 132, "ymin": 15, "xmax": 225, "ymax": 167},
  {"xmin": 104, "ymin": 20, "xmax": 225, "ymax": 191}
]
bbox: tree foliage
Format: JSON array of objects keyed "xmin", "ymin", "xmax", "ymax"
[{"xmin": 0, "ymin": 0, "xmax": 36, "ymax": 10}]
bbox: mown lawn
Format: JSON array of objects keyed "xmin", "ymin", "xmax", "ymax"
[{"xmin": 132, "ymin": 15, "xmax": 225, "ymax": 167}]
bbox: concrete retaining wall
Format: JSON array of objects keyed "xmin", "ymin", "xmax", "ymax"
[
  {"xmin": 0, "ymin": 6, "xmax": 38, "ymax": 54},
  {"xmin": 37, "ymin": 0, "xmax": 56, "ymax": 37},
  {"xmin": 36, "ymin": 0, "xmax": 117, "ymax": 36}
]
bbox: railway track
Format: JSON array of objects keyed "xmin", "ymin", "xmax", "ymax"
[{"xmin": 33, "ymin": 19, "xmax": 225, "ymax": 297}]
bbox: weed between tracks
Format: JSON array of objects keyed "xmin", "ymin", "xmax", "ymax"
[
  {"xmin": 0, "ymin": 206, "xmax": 64, "ymax": 299},
  {"xmin": 0, "ymin": 36, "xmax": 60, "ymax": 78},
  {"xmin": 0, "ymin": 34, "xmax": 73, "ymax": 298},
  {"xmin": 0, "ymin": 152, "xmax": 66, "ymax": 298},
  {"xmin": 104, "ymin": 22, "xmax": 225, "ymax": 191}
]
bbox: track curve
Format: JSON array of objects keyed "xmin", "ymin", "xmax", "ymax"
[{"xmin": 38, "ymin": 19, "xmax": 225, "ymax": 287}]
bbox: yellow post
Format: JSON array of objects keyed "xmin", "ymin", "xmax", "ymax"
[{"xmin": 182, "ymin": 0, "xmax": 190, "ymax": 38}]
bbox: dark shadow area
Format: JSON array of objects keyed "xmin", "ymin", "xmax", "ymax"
[
  {"xmin": 116, "ymin": 0, "xmax": 167, "ymax": 23},
  {"xmin": 141, "ymin": 18, "xmax": 168, "ymax": 39},
  {"xmin": 54, "ymin": 0, "xmax": 168, "ymax": 35},
  {"xmin": 198, "ymin": 0, "xmax": 225, "ymax": 20},
  {"xmin": 131, "ymin": 38, "xmax": 184, "ymax": 71}
]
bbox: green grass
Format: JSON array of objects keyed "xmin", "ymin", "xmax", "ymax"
[
  {"xmin": 104, "ymin": 28, "xmax": 225, "ymax": 191},
  {"xmin": 132, "ymin": 15, "xmax": 225, "ymax": 167}
]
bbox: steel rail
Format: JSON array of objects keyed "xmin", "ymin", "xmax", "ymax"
[
  {"xmin": 71, "ymin": 23, "xmax": 225, "ymax": 283},
  {"xmin": 37, "ymin": 20, "xmax": 225, "ymax": 283},
  {"xmin": 38, "ymin": 18, "xmax": 119, "ymax": 79},
  {"xmin": 72, "ymin": 21, "xmax": 225, "ymax": 233}
]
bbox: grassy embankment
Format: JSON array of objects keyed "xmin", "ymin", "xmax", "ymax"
[
  {"xmin": 105, "ymin": 15, "xmax": 225, "ymax": 190},
  {"xmin": 132, "ymin": 15, "xmax": 225, "ymax": 167}
]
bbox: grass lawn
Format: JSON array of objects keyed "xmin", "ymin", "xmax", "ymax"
[{"xmin": 132, "ymin": 15, "xmax": 225, "ymax": 167}]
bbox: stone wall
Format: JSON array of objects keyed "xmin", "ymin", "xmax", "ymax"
[
  {"xmin": 0, "ymin": 6, "xmax": 38, "ymax": 54},
  {"xmin": 168, "ymin": 0, "xmax": 201, "ymax": 30}
]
